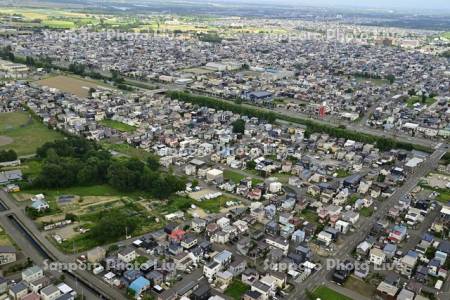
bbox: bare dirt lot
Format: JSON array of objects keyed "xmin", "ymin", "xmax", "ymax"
[
  {"xmin": 0, "ymin": 135, "xmax": 13, "ymax": 147},
  {"xmin": 36, "ymin": 75, "xmax": 108, "ymax": 98},
  {"xmin": 425, "ymin": 173, "xmax": 450, "ymax": 189},
  {"xmin": 50, "ymin": 223, "xmax": 80, "ymax": 240}
]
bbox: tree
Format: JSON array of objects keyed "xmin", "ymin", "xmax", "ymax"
[
  {"xmin": 232, "ymin": 119, "xmax": 246, "ymax": 134},
  {"xmin": 421, "ymin": 94, "xmax": 427, "ymax": 103},
  {"xmin": 191, "ymin": 179, "xmax": 199, "ymax": 188},
  {"xmin": 69, "ymin": 63, "xmax": 86, "ymax": 76},
  {"xmin": 89, "ymin": 209, "xmax": 138, "ymax": 244},
  {"xmin": 246, "ymin": 160, "xmax": 256, "ymax": 170},
  {"xmin": 408, "ymin": 89, "xmax": 416, "ymax": 96},
  {"xmin": 107, "ymin": 161, "xmax": 139, "ymax": 192},
  {"xmin": 146, "ymin": 155, "xmax": 160, "ymax": 171},
  {"xmin": 88, "ymin": 87, "xmax": 96, "ymax": 97},
  {"xmin": 0, "ymin": 149, "xmax": 17, "ymax": 162},
  {"xmin": 386, "ymin": 74, "xmax": 395, "ymax": 84},
  {"xmin": 139, "ymin": 167, "xmax": 158, "ymax": 191},
  {"xmin": 77, "ymin": 164, "xmax": 99, "ymax": 185},
  {"xmin": 241, "ymin": 63, "xmax": 250, "ymax": 70}
]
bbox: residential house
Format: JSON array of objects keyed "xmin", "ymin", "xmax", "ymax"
[
  {"xmin": 40, "ymin": 285, "xmax": 61, "ymax": 300},
  {"xmin": 0, "ymin": 246, "xmax": 17, "ymax": 265}
]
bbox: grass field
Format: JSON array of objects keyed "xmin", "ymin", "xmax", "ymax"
[
  {"xmin": 167, "ymin": 195, "xmax": 233, "ymax": 214},
  {"xmin": 354, "ymin": 75, "xmax": 387, "ymax": 86},
  {"xmin": 312, "ymin": 286, "xmax": 354, "ymax": 300},
  {"xmin": 101, "ymin": 142, "xmax": 153, "ymax": 161},
  {"xmin": 343, "ymin": 276, "xmax": 375, "ymax": 298},
  {"xmin": 35, "ymin": 75, "xmax": 109, "ymax": 98},
  {"xmin": 437, "ymin": 190, "xmax": 450, "ymax": 203},
  {"xmin": 442, "ymin": 32, "xmax": 450, "ymax": 39},
  {"xmin": 0, "ymin": 7, "xmax": 90, "ymax": 22},
  {"xmin": 224, "ymin": 280, "xmax": 250, "ymax": 300},
  {"xmin": 224, "ymin": 169, "xmax": 246, "ymax": 183},
  {"xmin": 406, "ymin": 96, "xmax": 436, "ymax": 108},
  {"xmin": 99, "ymin": 119, "xmax": 137, "ymax": 133},
  {"xmin": 0, "ymin": 111, "xmax": 64, "ymax": 156},
  {"xmin": 299, "ymin": 209, "xmax": 319, "ymax": 224},
  {"xmin": 42, "ymin": 19, "xmax": 75, "ymax": 29},
  {"xmin": 22, "ymin": 184, "xmax": 138, "ymax": 202},
  {"xmin": 335, "ymin": 169, "xmax": 351, "ymax": 178},
  {"xmin": 224, "ymin": 169, "xmax": 263, "ymax": 186},
  {"xmin": 360, "ymin": 206, "xmax": 374, "ymax": 217}
]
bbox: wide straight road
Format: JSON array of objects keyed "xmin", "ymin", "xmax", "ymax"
[
  {"xmin": 0, "ymin": 190, "xmax": 128, "ymax": 300},
  {"xmin": 288, "ymin": 146, "xmax": 447, "ymax": 300}
]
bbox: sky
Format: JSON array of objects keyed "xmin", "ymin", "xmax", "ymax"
[{"xmin": 223, "ymin": 0, "xmax": 450, "ymax": 12}]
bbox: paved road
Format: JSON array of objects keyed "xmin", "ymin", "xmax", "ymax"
[
  {"xmin": 287, "ymin": 146, "xmax": 447, "ymax": 300},
  {"xmin": 0, "ymin": 190, "xmax": 128, "ymax": 300}
]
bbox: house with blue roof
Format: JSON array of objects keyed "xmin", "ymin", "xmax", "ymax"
[
  {"xmin": 30, "ymin": 199, "xmax": 49, "ymax": 212},
  {"xmin": 129, "ymin": 276, "xmax": 150, "ymax": 296}
]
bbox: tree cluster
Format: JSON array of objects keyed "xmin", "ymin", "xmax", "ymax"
[
  {"xmin": 232, "ymin": 119, "xmax": 246, "ymax": 134},
  {"xmin": 166, "ymin": 91, "xmax": 277, "ymax": 123},
  {"xmin": 0, "ymin": 149, "xmax": 17, "ymax": 162},
  {"xmin": 32, "ymin": 138, "xmax": 186, "ymax": 199}
]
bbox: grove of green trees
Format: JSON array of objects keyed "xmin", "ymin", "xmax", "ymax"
[{"xmin": 31, "ymin": 138, "xmax": 186, "ymax": 199}]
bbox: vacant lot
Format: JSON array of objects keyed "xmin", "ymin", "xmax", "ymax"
[
  {"xmin": 36, "ymin": 75, "xmax": 107, "ymax": 98},
  {"xmin": 224, "ymin": 280, "xmax": 250, "ymax": 300},
  {"xmin": 406, "ymin": 95, "xmax": 436, "ymax": 108},
  {"xmin": 313, "ymin": 286, "xmax": 353, "ymax": 300},
  {"xmin": 343, "ymin": 276, "xmax": 375, "ymax": 298},
  {"xmin": 99, "ymin": 119, "xmax": 137, "ymax": 133},
  {"xmin": 0, "ymin": 111, "xmax": 64, "ymax": 155}
]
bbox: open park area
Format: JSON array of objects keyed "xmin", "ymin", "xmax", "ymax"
[{"xmin": 0, "ymin": 111, "xmax": 63, "ymax": 156}]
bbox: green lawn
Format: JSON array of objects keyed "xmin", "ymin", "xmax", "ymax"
[
  {"xmin": 101, "ymin": 141, "xmax": 152, "ymax": 160},
  {"xmin": 299, "ymin": 209, "xmax": 319, "ymax": 224},
  {"xmin": 437, "ymin": 190, "xmax": 450, "ymax": 203},
  {"xmin": 196, "ymin": 195, "xmax": 236, "ymax": 213},
  {"xmin": 274, "ymin": 173, "xmax": 290, "ymax": 184},
  {"xmin": 99, "ymin": 119, "xmax": 137, "ymax": 133},
  {"xmin": 22, "ymin": 184, "xmax": 145, "ymax": 202},
  {"xmin": 441, "ymin": 32, "xmax": 450, "ymax": 39},
  {"xmin": 360, "ymin": 206, "xmax": 374, "ymax": 217},
  {"xmin": 224, "ymin": 169, "xmax": 246, "ymax": 183},
  {"xmin": 406, "ymin": 96, "xmax": 436, "ymax": 108},
  {"xmin": 166, "ymin": 195, "xmax": 234, "ymax": 214},
  {"xmin": 224, "ymin": 280, "xmax": 250, "ymax": 300},
  {"xmin": 312, "ymin": 286, "xmax": 353, "ymax": 300},
  {"xmin": 42, "ymin": 19, "xmax": 75, "ymax": 29},
  {"xmin": 224, "ymin": 169, "xmax": 263, "ymax": 186},
  {"xmin": 420, "ymin": 185, "xmax": 450, "ymax": 204},
  {"xmin": 346, "ymin": 194, "xmax": 360, "ymax": 205},
  {"xmin": 343, "ymin": 276, "xmax": 375, "ymax": 298},
  {"xmin": 336, "ymin": 169, "xmax": 351, "ymax": 178},
  {"xmin": 0, "ymin": 111, "xmax": 64, "ymax": 156}
]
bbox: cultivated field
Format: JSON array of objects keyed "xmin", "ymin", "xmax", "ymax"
[{"xmin": 36, "ymin": 75, "xmax": 109, "ymax": 98}]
